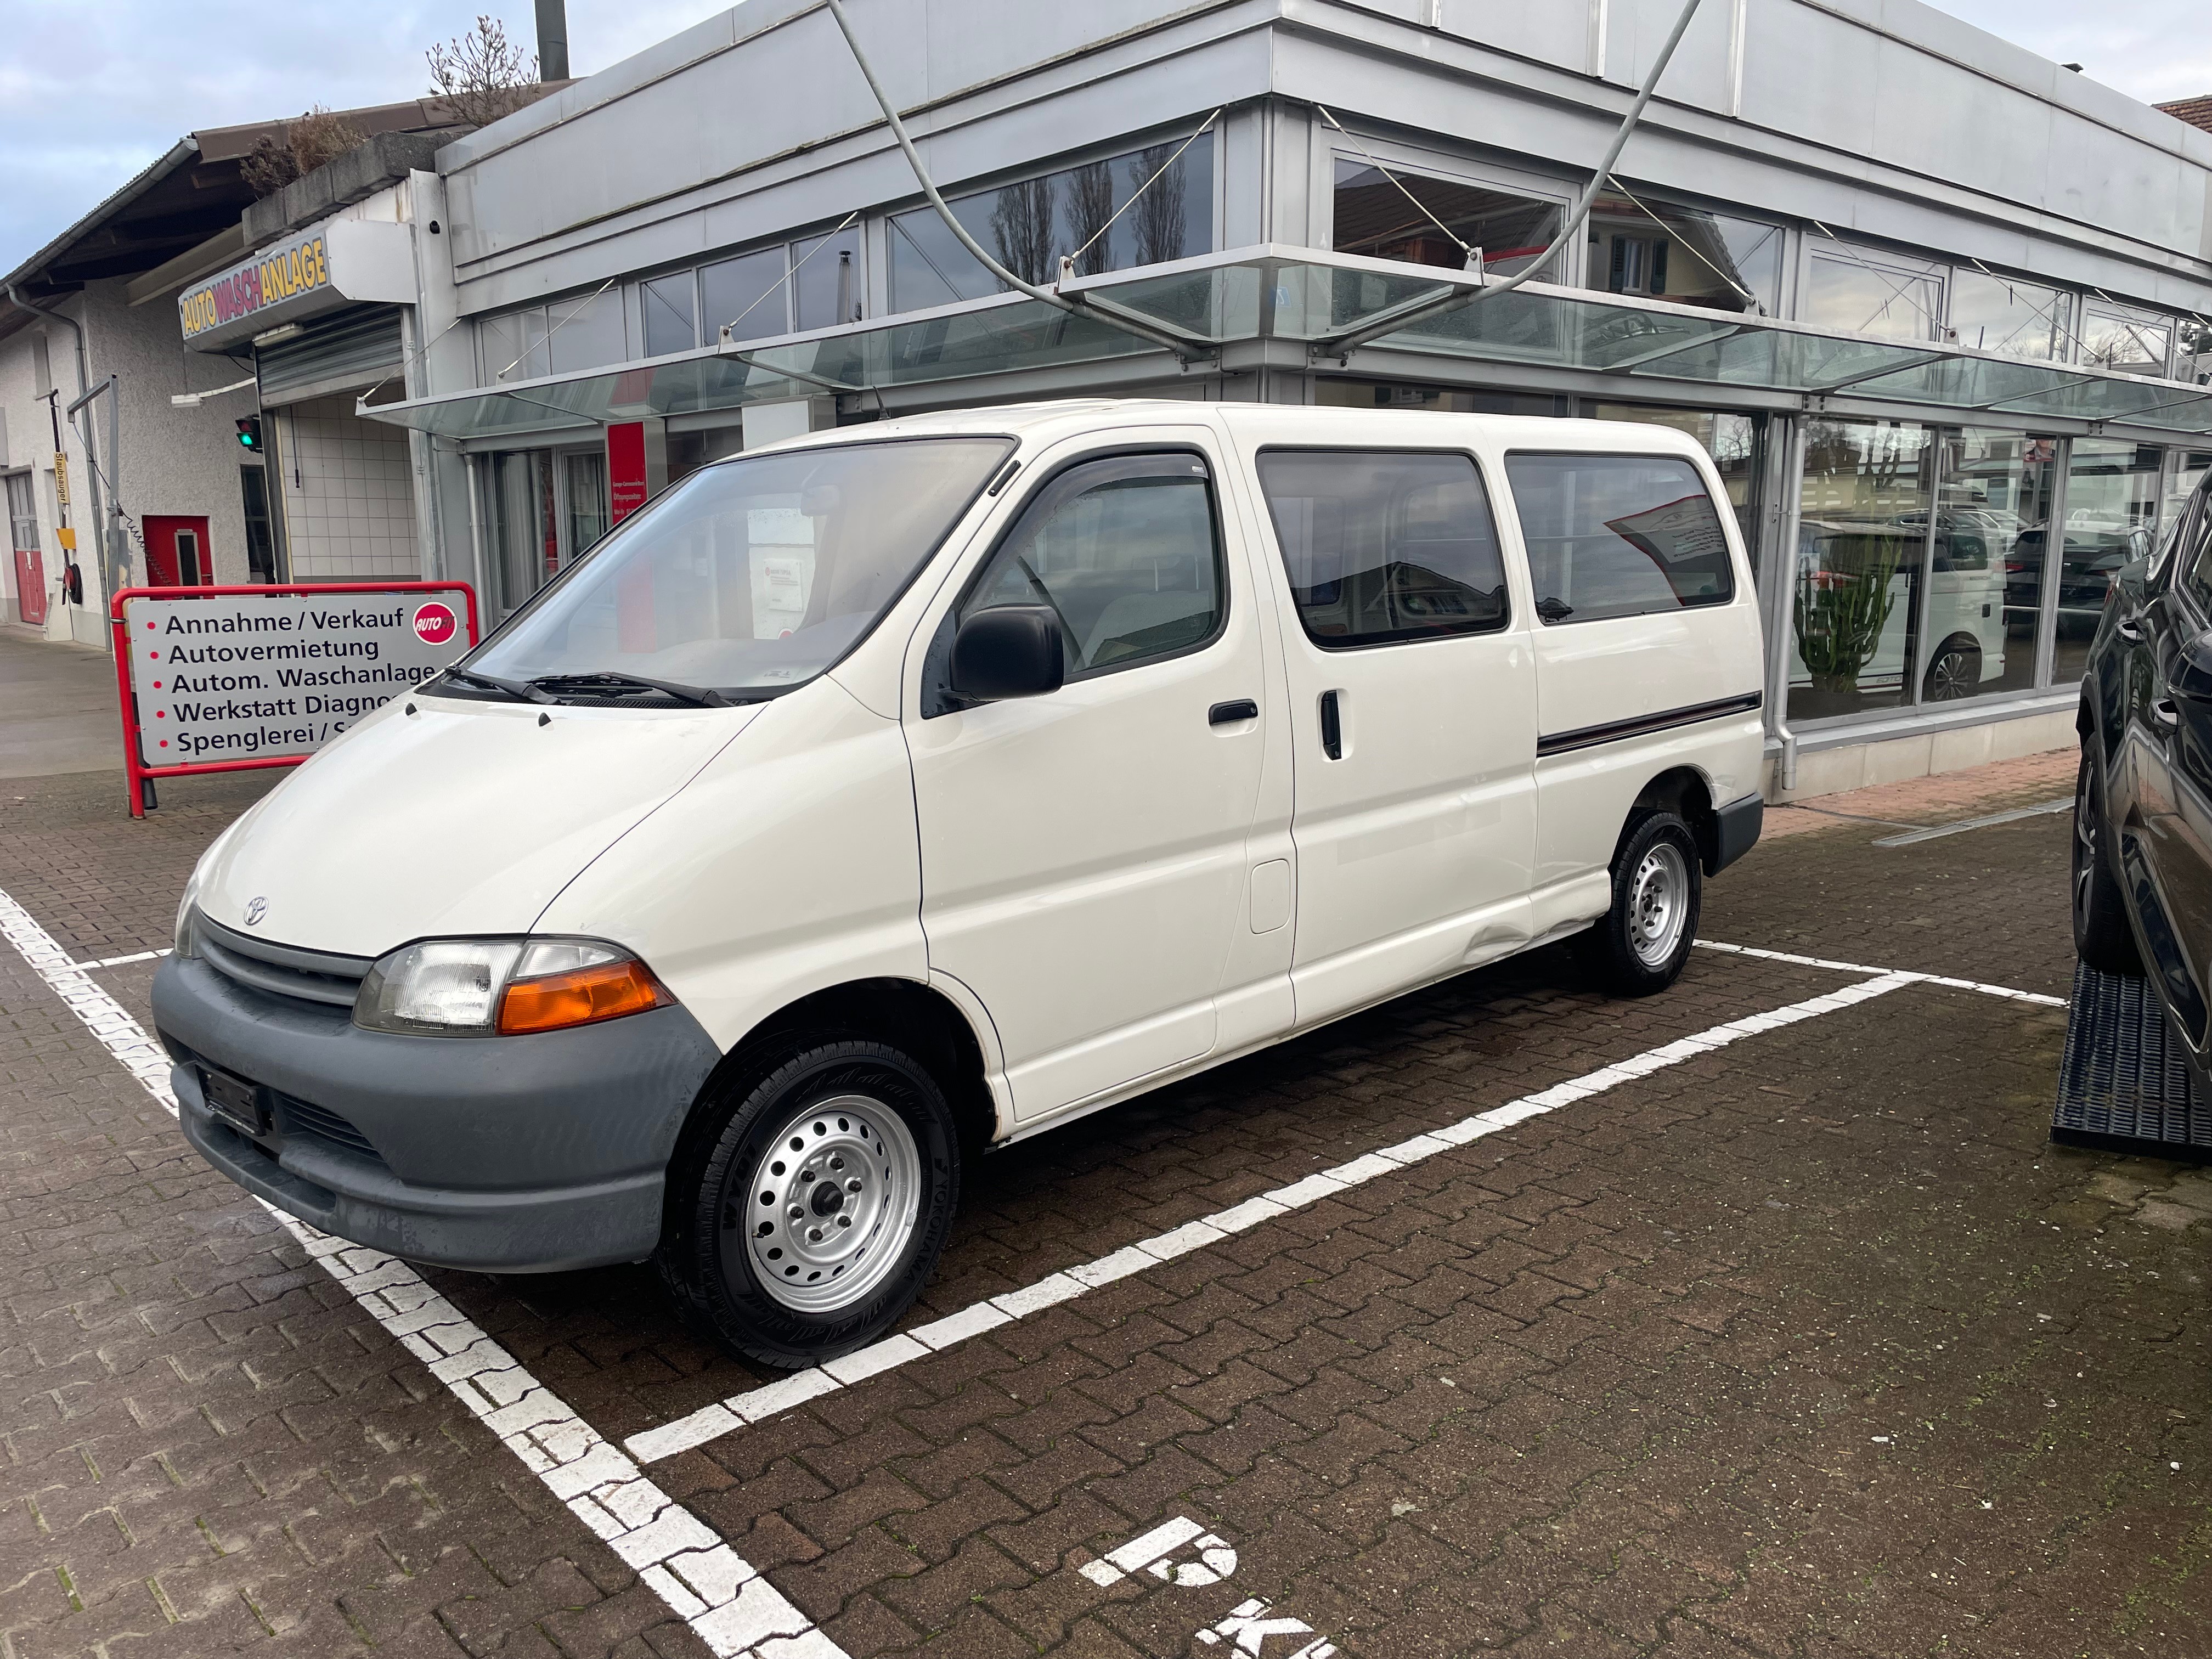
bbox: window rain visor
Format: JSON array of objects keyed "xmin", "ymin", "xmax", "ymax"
[{"xmin": 465, "ymin": 438, "xmax": 1012, "ymax": 697}]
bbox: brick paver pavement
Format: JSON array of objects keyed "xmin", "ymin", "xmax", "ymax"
[{"xmin": 1, "ymin": 758, "xmax": 2205, "ymax": 1658}]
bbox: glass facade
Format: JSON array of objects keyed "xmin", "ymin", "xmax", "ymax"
[
  {"xmin": 1948, "ymin": 270, "xmax": 2068, "ymax": 361},
  {"xmin": 1789, "ymin": 419, "xmax": 1935, "ymax": 720},
  {"xmin": 1333, "ymin": 160, "xmax": 1561, "ymax": 279},
  {"xmin": 483, "ymin": 447, "xmax": 611, "ymax": 617},
  {"xmin": 888, "ymin": 134, "xmax": 1214, "ymax": 311},
  {"xmin": 2079, "ymin": 305, "xmax": 2173, "ymax": 378},
  {"xmin": 1584, "ymin": 195, "xmax": 1782, "ymax": 315},
  {"xmin": 1925, "ymin": 429, "xmax": 2055, "ymax": 701},
  {"xmin": 1803, "ymin": 242, "xmax": 1945, "ymax": 343},
  {"xmin": 2053, "ymin": 439, "xmax": 2163, "ymax": 685}
]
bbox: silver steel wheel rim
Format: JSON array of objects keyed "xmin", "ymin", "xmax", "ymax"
[
  {"xmin": 742, "ymin": 1094, "xmax": 921, "ymax": 1313},
  {"xmin": 1629, "ymin": 842, "xmax": 1690, "ymax": 968}
]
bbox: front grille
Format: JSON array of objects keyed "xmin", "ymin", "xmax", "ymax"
[
  {"xmin": 195, "ymin": 912, "xmax": 372, "ymax": 1009},
  {"xmin": 276, "ymin": 1093, "xmax": 384, "ymax": 1163}
]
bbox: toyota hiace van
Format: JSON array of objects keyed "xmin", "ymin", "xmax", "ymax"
[{"xmin": 154, "ymin": 401, "xmax": 1765, "ymax": 1364}]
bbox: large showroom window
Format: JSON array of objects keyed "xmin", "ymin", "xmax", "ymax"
[
  {"xmin": 1333, "ymin": 159, "xmax": 1563, "ymax": 280},
  {"xmin": 888, "ymin": 134, "xmax": 1215, "ymax": 311}
]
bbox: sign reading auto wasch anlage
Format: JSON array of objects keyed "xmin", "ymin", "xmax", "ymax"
[
  {"xmin": 176, "ymin": 216, "xmax": 416, "ymax": 351},
  {"xmin": 122, "ymin": 589, "xmax": 473, "ymax": 768}
]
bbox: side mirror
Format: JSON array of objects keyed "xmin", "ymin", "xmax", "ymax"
[{"xmin": 950, "ymin": 605, "xmax": 1064, "ymax": 702}]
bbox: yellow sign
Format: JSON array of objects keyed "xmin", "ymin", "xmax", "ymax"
[
  {"xmin": 58, "ymin": 527, "xmax": 76, "ymax": 552},
  {"xmin": 178, "ymin": 234, "xmax": 330, "ymax": 341},
  {"xmin": 53, "ymin": 451, "xmax": 69, "ymax": 508}
]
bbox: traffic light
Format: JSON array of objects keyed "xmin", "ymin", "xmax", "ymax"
[{"xmin": 235, "ymin": 416, "xmax": 263, "ymax": 452}]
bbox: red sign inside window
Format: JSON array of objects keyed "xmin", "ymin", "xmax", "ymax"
[{"xmin": 608, "ymin": 421, "xmax": 648, "ymax": 523}]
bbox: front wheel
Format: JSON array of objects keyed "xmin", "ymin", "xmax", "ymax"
[
  {"xmin": 1574, "ymin": 811, "xmax": 1702, "ymax": 997},
  {"xmin": 658, "ymin": 1040, "xmax": 960, "ymax": 1368},
  {"xmin": 2073, "ymin": 742, "xmax": 2143, "ymax": 977}
]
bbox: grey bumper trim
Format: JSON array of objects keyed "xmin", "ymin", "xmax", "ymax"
[
  {"xmin": 1709, "ymin": 792, "xmax": 1763, "ymax": 876},
  {"xmin": 154, "ymin": 953, "xmax": 724, "ymax": 1272}
]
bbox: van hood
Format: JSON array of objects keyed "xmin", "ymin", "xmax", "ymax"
[{"xmin": 193, "ymin": 698, "xmax": 756, "ymax": 958}]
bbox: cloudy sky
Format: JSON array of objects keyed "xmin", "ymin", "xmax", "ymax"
[{"xmin": 2, "ymin": 0, "xmax": 2207, "ymax": 275}]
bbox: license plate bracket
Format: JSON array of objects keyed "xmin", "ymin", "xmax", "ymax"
[{"xmin": 199, "ymin": 1066, "xmax": 271, "ymax": 1138}]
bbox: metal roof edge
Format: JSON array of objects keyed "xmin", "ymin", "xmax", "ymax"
[{"xmin": 0, "ymin": 137, "xmax": 201, "ymax": 297}]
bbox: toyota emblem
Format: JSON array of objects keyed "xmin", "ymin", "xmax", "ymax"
[{"xmin": 244, "ymin": 896, "xmax": 268, "ymax": 927}]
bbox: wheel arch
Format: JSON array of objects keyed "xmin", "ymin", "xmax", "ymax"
[
  {"xmin": 676, "ymin": 978, "xmax": 1000, "ymax": 1180},
  {"xmin": 1630, "ymin": 765, "xmax": 1720, "ymax": 872}
]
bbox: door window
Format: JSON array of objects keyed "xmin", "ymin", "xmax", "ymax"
[
  {"xmin": 1255, "ymin": 449, "xmax": 1508, "ymax": 646},
  {"xmin": 1505, "ymin": 453, "xmax": 1734, "ymax": 624},
  {"xmin": 963, "ymin": 454, "xmax": 1223, "ymax": 677}
]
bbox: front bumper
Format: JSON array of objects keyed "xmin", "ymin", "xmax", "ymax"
[{"xmin": 154, "ymin": 952, "xmax": 723, "ymax": 1272}]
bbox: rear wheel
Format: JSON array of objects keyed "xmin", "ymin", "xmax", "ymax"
[
  {"xmin": 658, "ymin": 1040, "xmax": 960, "ymax": 1368},
  {"xmin": 1922, "ymin": 636, "xmax": 1982, "ymax": 701},
  {"xmin": 1574, "ymin": 811, "xmax": 1702, "ymax": 996},
  {"xmin": 2073, "ymin": 741, "xmax": 2143, "ymax": 977}
]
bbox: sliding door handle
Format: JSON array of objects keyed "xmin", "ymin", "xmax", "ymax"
[
  {"xmin": 1319, "ymin": 689, "xmax": 1343, "ymax": 759},
  {"xmin": 1209, "ymin": 698, "xmax": 1260, "ymax": 726}
]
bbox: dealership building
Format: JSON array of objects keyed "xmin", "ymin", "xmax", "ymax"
[{"xmin": 161, "ymin": 0, "xmax": 2212, "ymax": 797}]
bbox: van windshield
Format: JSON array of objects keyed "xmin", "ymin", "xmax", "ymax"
[{"xmin": 462, "ymin": 437, "xmax": 1012, "ymax": 699}]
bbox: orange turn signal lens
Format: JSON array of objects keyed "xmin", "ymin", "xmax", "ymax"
[{"xmin": 496, "ymin": 958, "xmax": 665, "ymax": 1035}]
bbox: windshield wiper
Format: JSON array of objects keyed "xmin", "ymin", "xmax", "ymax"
[
  {"xmin": 438, "ymin": 667, "xmax": 557, "ymax": 704},
  {"xmin": 528, "ymin": 671, "xmax": 733, "ymax": 708}
]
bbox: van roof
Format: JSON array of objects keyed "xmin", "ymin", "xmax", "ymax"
[{"xmin": 726, "ymin": 399, "xmax": 1714, "ymax": 462}]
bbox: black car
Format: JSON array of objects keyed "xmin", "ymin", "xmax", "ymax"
[{"xmin": 2074, "ymin": 465, "xmax": 2212, "ymax": 1096}]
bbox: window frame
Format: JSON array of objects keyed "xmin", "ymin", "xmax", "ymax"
[
  {"xmin": 1322, "ymin": 138, "xmax": 1577, "ymax": 284},
  {"xmin": 952, "ymin": 445, "xmax": 1233, "ymax": 687},
  {"xmin": 1798, "ymin": 236, "xmax": 1948, "ymax": 343},
  {"xmin": 1500, "ymin": 447, "xmax": 1741, "ymax": 627},
  {"xmin": 1252, "ymin": 444, "xmax": 1516, "ymax": 652}
]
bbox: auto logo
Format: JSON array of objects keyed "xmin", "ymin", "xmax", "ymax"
[{"xmin": 244, "ymin": 896, "xmax": 268, "ymax": 927}]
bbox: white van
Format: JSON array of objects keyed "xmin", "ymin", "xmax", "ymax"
[{"xmin": 153, "ymin": 402, "xmax": 1765, "ymax": 1364}]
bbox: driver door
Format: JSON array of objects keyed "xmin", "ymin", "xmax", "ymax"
[{"xmin": 905, "ymin": 439, "xmax": 1276, "ymax": 1123}]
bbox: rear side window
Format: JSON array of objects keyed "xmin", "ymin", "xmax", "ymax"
[
  {"xmin": 1255, "ymin": 450, "xmax": 1509, "ymax": 646},
  {"xmin": 1504, "ymin": 453, "xmax": 1735, "ymax": 624},
  {"xmin": 962, "ymin": 453, "xmax": 1223, "ymax": 678}
]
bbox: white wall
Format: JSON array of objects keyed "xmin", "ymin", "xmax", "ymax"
[
  {"xmin": 272, "ymin": 393, "xmax": 420, "ymax": 580},
  {"xmin": 82, "ymin": 276, "xmax": 260, "ymax": 590}
]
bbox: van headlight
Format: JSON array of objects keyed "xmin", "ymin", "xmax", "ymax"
[
  {"xmin": 353, "ymin": 938, "xmax": 668, "ymax": 1036},
  {"xmin": 174, "ymin": 874, "xmax": 203, "ymax": 959}
]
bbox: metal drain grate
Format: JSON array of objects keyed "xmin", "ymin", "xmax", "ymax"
[{"xmin": 2051, "ymin": 961, "xmax": 2212, "ymax": 1160}]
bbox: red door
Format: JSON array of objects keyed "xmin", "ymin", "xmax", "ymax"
[
  {"xmin": 142, "ymin": 515, "xmax": 212, "ymax": 588},
  {"xmin": 10, "ymin": 548, "xmax": 44, "ymax": 625}
]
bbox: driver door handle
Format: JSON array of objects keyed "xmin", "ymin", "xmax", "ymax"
[{"xmin": 1209, "ymin": 699, "xmax": 1259, "ymax": 726}]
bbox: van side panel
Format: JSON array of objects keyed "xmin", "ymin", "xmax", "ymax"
[
  {"xmin": 1494, "ymin": 441, "xmax": 1767, "ymax": 918},
  {"xmin": 534, "ymin": 676, "xmax": 930, "ymax": 1057}
]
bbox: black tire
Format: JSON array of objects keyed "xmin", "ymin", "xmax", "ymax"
[
  {"xmin": 2073, "ymin": 741, "xmax": 2143, "ymax": 977},
  {"xmin": 1922, "ymin": 635, "xmax": 1982, "ymax": 702},
  {"xmin": 1572, "ymin": 810, "xmax": 1703, "ymax": 997},
  {"xmin": 657, "ymin": 1040, "xmax": 960, "ymax": 1368}
]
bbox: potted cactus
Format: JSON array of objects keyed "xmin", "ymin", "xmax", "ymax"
[{"xmin": 1793, "ymin": 529, "xmax": 1908, "ymax": 714}]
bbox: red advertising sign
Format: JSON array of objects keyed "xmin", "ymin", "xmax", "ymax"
[{"xmin": 110, "ymin": 582, "xmax": 478, "ymax": 819}]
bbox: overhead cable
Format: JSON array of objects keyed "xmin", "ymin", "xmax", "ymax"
[
  {"xmin": 819, "ymin": 0, "xmax": 1212, "ymax": 362},
  {"xmin": 1314, "ymin": 0, "xmax": 1709, "ymax": 360}
]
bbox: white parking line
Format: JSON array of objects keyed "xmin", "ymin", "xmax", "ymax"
[
  {"xmin": 625, "ymin": 968, "xmax": 1920, "ymax": 1465},
  {"xmin": 72, "ymin": 947, "xmax": 171, "ymax": 970},
  {"xmin": 0, "ymin": 887, "xmax": 844, "ymax": 1659},
  {"xmin": 1696, "ymin": 940, "xmax": 2068, "ymax": 1007}
]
